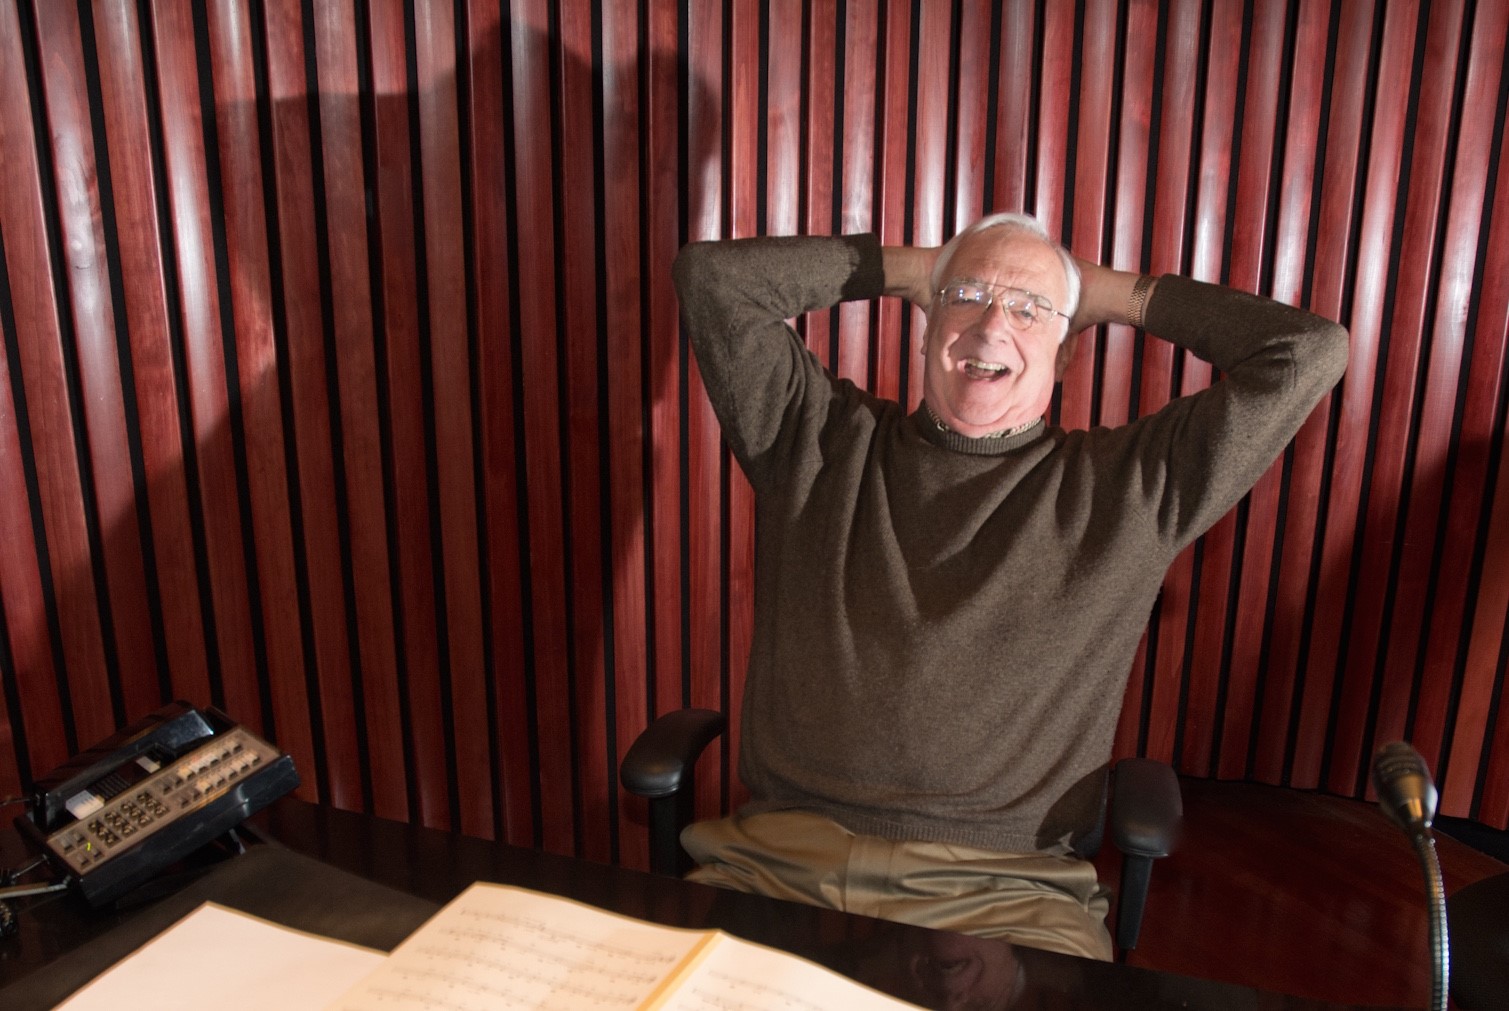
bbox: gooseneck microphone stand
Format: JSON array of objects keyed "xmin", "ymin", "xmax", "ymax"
[{"xmin": 1371, "ymin": 742, "xmax": 1448, "ymax": 1011}]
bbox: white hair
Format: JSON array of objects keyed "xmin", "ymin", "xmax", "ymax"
[{"xmin": 930, "ymin": 212, "xmax": 1081, "ymax": 321}]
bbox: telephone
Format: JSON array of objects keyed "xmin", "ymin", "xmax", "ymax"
[{"xmin": 14, "ymin": 702, "xmax": 299, "ymax": 906}]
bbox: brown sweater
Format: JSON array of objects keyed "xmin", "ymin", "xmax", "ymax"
[{"xmin": 673, "ymin": 233, "xmax": 1348, "ymax": 854}]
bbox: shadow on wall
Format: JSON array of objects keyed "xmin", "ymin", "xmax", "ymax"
[{"xmin": 9, "ymin": 6, "xmax": 721, "ymax": 868}]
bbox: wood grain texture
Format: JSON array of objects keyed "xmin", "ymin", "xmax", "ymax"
[{"xmin": 3, "ymin": 1, "xmax": 1508, "ymax": 871}]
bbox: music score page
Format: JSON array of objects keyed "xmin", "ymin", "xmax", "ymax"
[{"xmin": 330, "ymin": 882, "xmax": 917, "ymax": 1010}]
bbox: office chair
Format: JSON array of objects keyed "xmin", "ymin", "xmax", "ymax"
[{"xmin": 620, "ymin": 707, "xmax": 1182, "ymax": 953}]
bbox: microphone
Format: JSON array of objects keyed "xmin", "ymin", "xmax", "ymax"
[
  {"xmin": 1371, "ymin": 741, "xmax": 1439, "ymax": 836},
  {"xmin": 1370, "ymin": 742, "xmax": 1448, "ymax": 1011}
]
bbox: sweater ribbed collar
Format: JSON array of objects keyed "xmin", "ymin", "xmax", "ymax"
[{"xmin": 915, "ymin": 401, "xmax": 1046, "ymax": 455}]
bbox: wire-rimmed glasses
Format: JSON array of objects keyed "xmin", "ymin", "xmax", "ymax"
[{"xmin": 935, "ymin": 279, "xmax": 1069, "ymax": 331}]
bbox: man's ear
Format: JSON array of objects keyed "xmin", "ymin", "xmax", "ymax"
[{"xmin": 1055, "ymin": 329, "xmax": 1083, "ymax": 379}]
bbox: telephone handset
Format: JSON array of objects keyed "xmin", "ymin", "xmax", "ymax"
[{"xmin": 15, "ymin": 701, "xmax": 299, "ymax": 906}]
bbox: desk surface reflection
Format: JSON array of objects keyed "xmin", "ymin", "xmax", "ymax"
[{"xmin": 0, "ymin": 799, "xmax": 1383, "ymax": 1010}]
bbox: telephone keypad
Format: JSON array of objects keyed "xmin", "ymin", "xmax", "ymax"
[{"xmin": 44, "ymin": 727, "xmax": 282, "ymax": 876}]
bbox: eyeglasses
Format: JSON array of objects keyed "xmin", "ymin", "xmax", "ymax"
[{"xmin": 935, "ymin": 280, "xmax": 1069, "ymax": 331}]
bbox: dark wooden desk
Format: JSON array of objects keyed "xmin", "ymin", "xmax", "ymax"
[{"xmin": 0, "ymin": 798, "xmax": 1382, "ymax": 1009}]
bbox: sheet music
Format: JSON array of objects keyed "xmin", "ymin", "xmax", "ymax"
[
  {"xmin": 329, "ymin": 883, "xmax": 710, "ymax": 1010},
  {"xmin": 656, "ymin": 930, "xmax": 916, "ymax": 1011},
  {"xmin": 59, "ymin": 882, "xmax": 918, "ymax": 1011}
]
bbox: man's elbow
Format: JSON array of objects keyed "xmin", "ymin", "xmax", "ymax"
[
  {"xmin": 672, "ymin": 240, "xmax": 722, "ymax": 299},
  {"xmin": 1316, "ymin": 319, "xmax": 1350, "ymax": 388}
]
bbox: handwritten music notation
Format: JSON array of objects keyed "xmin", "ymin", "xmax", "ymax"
[
  {"xmin": 332, "ymin": 885, "xmax": 702, "ymax": 1010},
  {"xmin": 328, "ymin": 883, "xmax": 919, "ymax": 1011}
]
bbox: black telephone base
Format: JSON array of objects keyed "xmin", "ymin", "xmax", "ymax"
[{"xmin": 15, "ymin": 703, "xmax": 299, "ymax": 908}]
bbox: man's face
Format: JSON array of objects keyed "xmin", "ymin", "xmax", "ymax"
[{"xmin": 921, "ymin": 229, "xmax": 1070, "ymax": 436}]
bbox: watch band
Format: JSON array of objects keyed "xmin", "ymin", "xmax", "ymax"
[{"xmin": 1128, "ymin": 273, "xmax": 1155, "ymax": 329}]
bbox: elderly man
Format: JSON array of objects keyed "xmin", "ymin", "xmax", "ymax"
[{"xmin": 671, "ymin": 214, "xmax": 1348, "ymax": 960}]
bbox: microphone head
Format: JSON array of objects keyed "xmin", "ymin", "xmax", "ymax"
[{"xmin": 1371, "ymin": 742, "xmax": 1438, "ymax": 834}]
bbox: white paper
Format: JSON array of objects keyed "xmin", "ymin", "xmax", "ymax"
[
  {"xmin": 59, "ymin": 902, "xmax": 385, "ymax": 1011},
  {"xmin": 330, "ymin": 882, "xmax": 708, "ymax": 1010},
  {"xmin": 330, "ymin": 882, "xmax": 918, "ymax": 1011},
  {"xmin": 659, "ymin": 932, "xmax": 917, "ymax": 1011}
]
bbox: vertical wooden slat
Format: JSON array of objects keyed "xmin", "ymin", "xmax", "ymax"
[
  {"xmin": 1214, "ymin": 0, "xmax": 1290, "ymax": 779},
  {"xmin": 684, "ymin": 0, "xmax": 724, "ymax": 824},
  {"xmin": 1106, "ymin": 0, "xmax": 1160, "ymax": 763},
  {"xmin": 0, "ymin": 6, "xmax": 72, "ymax": 772},
  {"xmin": 989, "ymin": 1, "xmax": 1033, "ymax": 215},
  {"xmin": 2, "ymin": 1, "xmax": 117, "ymax": 753},
  {"xmin": 766, "ymin": 0, "xmax": 801, "ymax": 238},
  {"xmin": 871, "ymin": 1, "xmax": 911, "ymax": 406},
  {"xmin": 1176, "ymin": 0, "xmax": 1244, "ymax": 775},
  {"xmin": 1249, "ymin": 0, "xmax": 1333, "ymax": 785},
  {"xmin": 1099, "ymin": 0, "xmax": 1156, "ymax": 433},
  {"xmin": 599, "ymin": 0, "xmax": 650, "ymax": 865},
  {"xmin": 552, "ymin": 0, "xmax": 609, "ymax": 856},
  {"xmin": 1441, "ymin": 30, "xmax": 1509, "ymax": 820},
  {"xmin": 910, "ymin": 0, "xmax": 950, "ymax": 252},
  {"xmin": 1402, "ymin": 3, "xmax": 1509, "ymax": 799},
  {"xmin": 949, "ymin": 2, "xmax": 990, "ymax": 230},
  {"xmin": 1032, "ymin": 0, "xmax": 1073, "ymax": 229},
  {"xmin": 366, "ymin": 0, "xmax": 450, "ymax": 828},
  {"xmin": 644, "ymin": 0, "xmax": 683, "ymax": 726},
  {"xmin": 91, "ymin": 0, "xmax": 212, "ymax": 711},
  {"xmin": 465, "ymin": 0, "xmax": 530, "ymax": 845},
  {"xmin": 260, "ymin": 0, "xmax": 360, "ymax": 809},
  {"xmin": 1288, "ymin": 0, "xmax": 1377, "ymax": 789},
  {"xmin": 1299, "ymin": 0, "xmax": 1416, "ymax": 793},
  {"xmin": 907, "ymin": 0, "xmax": 954, "ymax": 412},
  {"xmin": 509, "ymin": 0, "xmax": 573, "ymax": 850},
  {"xmin": 1139, "ymin": 0, "xmax": 1201, "ymax": 765},
  {"xmin": 310, "ymin": 0, "xmax": 409, "ymax": 824},
  {"xmin": 412, "ymin": 0, "xmax": 493, "ymax": 838},
  {"xmin": 800, "ymin": 1, "xmax": 835, "ymax": 366},
  {"xmin": 1364, "ymin": 0, "xmax": 1473, "ymax": 775},
  {"xmin": 148, "ymin": 0, "xmax": 263, "ymax": 735},
  {"xmin": 1330, "ymin": 0, "xmax": 1462, "ymax": 797},
  {"xmin": 32, "ymin": 1, "xmax": 160, "ymax": 726},
  {"xmin": 203, "ymin": 0, "xmax": 317, "ymax": 783},
  {"xmin": 1060, "ymin": 0, "xmax": 1116, "ymax": 432},
  {"xmin": 836, "ymin": 0, "xmax": 877, "ymax": 388}
]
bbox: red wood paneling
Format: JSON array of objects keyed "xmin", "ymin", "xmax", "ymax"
[
  {"xmin": 598, "ymin": 0, "xmax": 650, "ymax": 865},
  {"xmin": 310, "ymin": 0, "xmax": 409, "ymax": 824},
  {"xmin": 93, "ymin": 0, "xmax": 212, "ymax": 712},
  {"xmin": 5, "ymin": 0, "xmax": 1509, "ymax": 872},
  {"xmin": 204, "ymin": 0, "xmax": 316, "ymax": 780},
  {"xmin": 1214, "ymin": 0, "xmax": 1291, "ymax": 779},
  {"xmin": 1250, "ymin": 0, "xmax": 1333, "ymax": 785},
  {"xmin": 508, "ymin": 0, "xmax": 573, "ymax": 851},
  {"xmin": 366, "ymin": 0, "xmax": 449, "ymax": 829}
]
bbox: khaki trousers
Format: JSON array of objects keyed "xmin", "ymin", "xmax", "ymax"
[{"xmin": 682, "ymin": 810, "xmax": 1113, "ymax": 961}]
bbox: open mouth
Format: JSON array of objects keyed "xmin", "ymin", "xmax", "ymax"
[{"xmin": 961, "ymin": 358, "xmax": 1011, "ymax": 381}]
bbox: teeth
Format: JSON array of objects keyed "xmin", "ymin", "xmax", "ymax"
[{"xmin": 963, "ymin": 358, "xmax": 1007, "ymax": 372}]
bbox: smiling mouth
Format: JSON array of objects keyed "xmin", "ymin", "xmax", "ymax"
[{"xmin": 961, "ymin": 358, "xmax": 1011, "ymax": 381}]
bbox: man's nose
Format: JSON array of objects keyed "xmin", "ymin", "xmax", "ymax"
[{"xmin": 972, "ymin": 298, "xmax": 1016, "ymax": 338}]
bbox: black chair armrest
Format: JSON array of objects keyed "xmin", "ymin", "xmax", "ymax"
[
  {"xmin": 1106, "ymin": 757, "xmax": 1182, "ymax": 952},
  {"xmin": 621, "ymin": 709, "xmax": 726, "ymax": 797},
  {"xmin": 621, "ymin": 709, "xmax": 726, "ymax": 875},
  {"xmin": 1109, "ymin": 757, "xmax": 1182, "ymax": 857}
]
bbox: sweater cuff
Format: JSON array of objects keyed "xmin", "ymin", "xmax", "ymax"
[{"xmin": 1139, "ymin": 273, "xmax": 1238, "ymax": 361}]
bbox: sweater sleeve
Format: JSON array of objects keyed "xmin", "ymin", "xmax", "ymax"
[
  {"xmin": 672, "ymin": 234, "xmax": 886, "ymax": 480},
  {"xmin": 1116, "ymin": 275, "xmax": 1350, "ymax": 549}
]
